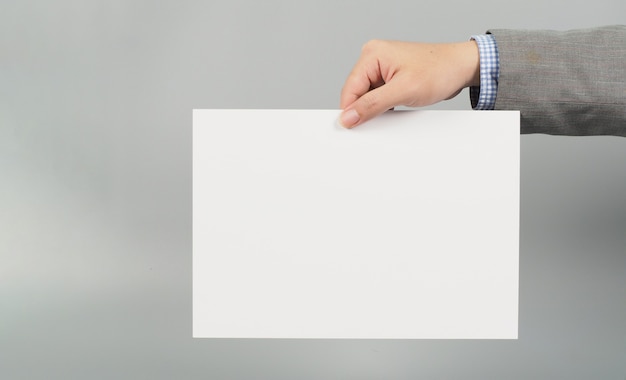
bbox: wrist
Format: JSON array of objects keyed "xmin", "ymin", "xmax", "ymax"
[{"xmin": 463, "ymin": 40, "xmax": 481, "ymax": 88}]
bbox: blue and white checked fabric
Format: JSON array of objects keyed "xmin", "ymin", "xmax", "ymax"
[{"xmin": 470, "ymin": 34, "xmax": 499, "ymax": 110}]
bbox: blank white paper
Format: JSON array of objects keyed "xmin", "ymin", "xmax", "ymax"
[{"xmin": 193, "ymin": 109, "xmax": 520, "ymax": 339}]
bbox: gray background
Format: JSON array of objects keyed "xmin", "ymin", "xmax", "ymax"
[{"xmin": 1, "ymin": 0, "xmax": 625, "ymax": 379}]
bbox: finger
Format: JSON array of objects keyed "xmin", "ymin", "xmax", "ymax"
[
  {"xmin": 340, "ymin": 57, "xmax": 384, "ymax": 110},
  {"xmin": 339, "ymin": 80, "xmax": 404, "ymax": 128}
]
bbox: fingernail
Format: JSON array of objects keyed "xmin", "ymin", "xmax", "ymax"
[{"xmin": 339, "ymin": 109, "xmax": 360, "ymax": 128}]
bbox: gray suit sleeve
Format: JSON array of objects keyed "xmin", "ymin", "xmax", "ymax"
[{"xmin": 487, "ymin": 25, "xmax": 626, "ymax": 136}]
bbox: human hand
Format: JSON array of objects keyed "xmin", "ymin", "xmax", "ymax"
[{"xmin": 339, "ymin": 39, "xmax": 480, "ymax": 128}]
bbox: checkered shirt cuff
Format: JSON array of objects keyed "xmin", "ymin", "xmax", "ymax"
[{"xmin": 470, "ymin": 34, "xmax": 499, "ymax": 110}]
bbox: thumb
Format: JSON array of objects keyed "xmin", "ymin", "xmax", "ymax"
[{"xmin": 339, "ymin": 81, "xmax": 404, "ymax": 128}]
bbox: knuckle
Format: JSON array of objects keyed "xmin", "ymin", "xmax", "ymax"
[
  {"xmin": 361, "ymin": 39, "xmax": 384, "ymax": 53},
  {"xmin": 360, "ymin": 91, "xmax": 379, "ymax": 110}
]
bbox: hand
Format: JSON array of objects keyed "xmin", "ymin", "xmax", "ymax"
[{"xmin": 339, "ymin": 39, "xmax": 480, "ymax": 128}]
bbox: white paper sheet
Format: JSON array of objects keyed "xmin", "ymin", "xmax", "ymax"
[{"xmin": 193, "ymin": 109, "xmax": 519, "ymax": 339}]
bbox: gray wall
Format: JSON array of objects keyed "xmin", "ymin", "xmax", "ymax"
[{"xmin": 1, "ymin": 1, "xmax": 625, "ymax": 379}]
